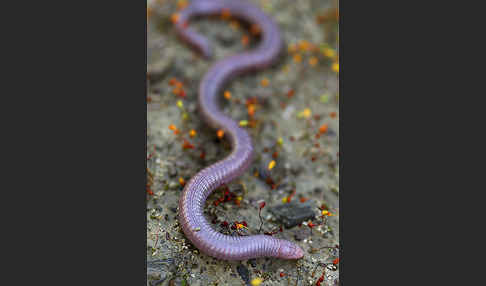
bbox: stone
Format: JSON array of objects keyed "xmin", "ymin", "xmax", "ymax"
[
  {"xmin": 269, "ymin": 202, "xmax": 315, "ymax": 228},
  {"xmin": 216, "ymin": 28, "xmax": 238, "ymax": 47},
  {"xmin": 168, "ymin": 165, "xmax": 177, "ymax": 177},
  {"xmin": 236, "ymin": 264, "xmax": 250, "ymax": 285},
  {"xmin": 169, "ymin": 181, "xmax": 179, "ymax": 189}
]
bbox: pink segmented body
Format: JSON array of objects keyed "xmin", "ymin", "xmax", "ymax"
[{"xmin": 174, "ymin": 0, "xmax": 304, "ymax": 260}]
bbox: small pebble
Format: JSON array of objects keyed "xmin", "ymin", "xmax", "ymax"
[
  {"xmin": 168, "ymin": 165, "xmax": 177, "ymax": 177},
  {"xmin": 269, "ymin": 202, "xmax": 315, "ymax": 228},
  {"xmin": 216, "ymin": 28, "xmax": 238, "ymax": 46},
  {"xmin": 169, "ymin": 181, "xmax": 179, "ymax": 189},
  {"xmin": 236, "ymin": 264, "xmax": 250, "ymax": 285}
]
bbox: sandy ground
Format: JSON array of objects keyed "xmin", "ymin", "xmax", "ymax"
[{"xmin": 147, "ymin": 0, "xmax": 339, "ymax": 285}]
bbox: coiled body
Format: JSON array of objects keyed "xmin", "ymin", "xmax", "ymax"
[{"xmin": 174, "ymin": 0, "xmax": 304, "ymax": 260}]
